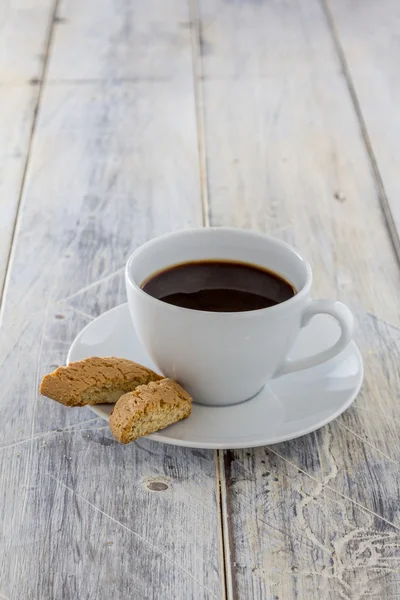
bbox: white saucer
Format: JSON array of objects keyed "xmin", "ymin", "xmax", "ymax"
[{"xmin": 67, "ymin": 303, "xmax": 363, "ymax": 449}]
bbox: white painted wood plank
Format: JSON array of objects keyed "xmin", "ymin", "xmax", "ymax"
[
  {"xmin": 199, "ymin": 0, "xmax": 338, "ymax": 78},
  {"xmin": 223, "ymin": 442, "xmax": 400, "ymax": 600},
  {"xmin": 0, "ymin": 80, "xmax": 223, "ymax": 599},
  {"xmin": 325, "ymin": 0, "xmax": 400, "ymax": 239},
  {"xmin": 0, "ymin": 0, "xmax": 55, "ymax": 295},
  {"xmin": 0, "ymin": 85, "xmax": 39, "ymax": 294},
  {"xmin": 197, "ymin": 0, "xmax": 400, "ymax": 597},
  {"xmin": 47, "ymin": 0, "xmax": 193, "ymax": 80},
  {"xmin": 0, "ymin": 0, "xmax": 54, "ymax": 82},
  {"xmin": 199, "ymin": 77, "xmax": 400, "ymax": 326},
  {"xmin": 221, "ymin": 322, "xmax": 400, "ymax": 599}
]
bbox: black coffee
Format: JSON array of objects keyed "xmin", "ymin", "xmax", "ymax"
[{"xmin": 141, "ymin": 260, "xmax": 295, "ymax": 312}]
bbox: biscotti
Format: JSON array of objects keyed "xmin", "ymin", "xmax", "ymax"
[
  {"xmin": 109, "ymin": 378, "xmax": 192, "ymax": 443},
  {"xmin": 40, "ymin": 357, "xmax": 162, "ymax": 407}
]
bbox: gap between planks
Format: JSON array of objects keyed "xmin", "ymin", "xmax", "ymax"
[
  {"xmin": 218, "ymin": 451, "xmax": 239, "ymax": 600},
  {"xmin": 0, "ymin": 0, "xmax": 61, "ymax": 316},
  {"xmin": 189, "ymin": 0, "xmax": 211, "ymax": 228}
]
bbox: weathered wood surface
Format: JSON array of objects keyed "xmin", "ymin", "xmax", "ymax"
[
  {"xmin": 2, "ymin": 0, "xmax": 400, "ymax": 599},
  {"xmin": 325, "ymin": 0, "xmax": 400, "ymax": 250},
  {"xmin": 0, "ymin": 86, "xmax": 37, "ymax": 295},
  {"xmin": 198, "ymin": 0, "xmax": 400, "ymax": 598},
  {"xmin": 0, "ymin": 0, "xmax": 55, "ymax": 297},
  {"xmin": 0, "ymin": 2, "xmax": 222, "ymax": 598},
  {"xmin": 0, "ymin": 0, "xmax": 54, "ymax": 82},
  {"xmin": 46, "ymin": 0, "xmax": 194, "ymax": 81}
]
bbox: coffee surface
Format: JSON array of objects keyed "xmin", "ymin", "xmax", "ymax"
[{"xmin": 141, "ymin": 260, "xmax": 295, "ymax": 312}]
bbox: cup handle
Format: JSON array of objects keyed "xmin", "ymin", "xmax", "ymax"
[{"xmin": 274, "ymin": 300, "xmax": 354, "ymax": 377}]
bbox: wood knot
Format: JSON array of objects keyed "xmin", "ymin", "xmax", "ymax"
[
  {"xmin": 334, "ymin": 190, "xmax": 346, "ymax": 203},
  {"xmin": 143, "ymin": 476, "xmax": 171, "ymax": 492},
  {"xmin": 147, "ymin": 482, "xmax": 168, "ymax": 491}
]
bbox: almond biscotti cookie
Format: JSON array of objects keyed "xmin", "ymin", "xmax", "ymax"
[
  {"xmin": 109, "ymin": 378, "xmax": 192, "ymax": 443},
  {"xmin": 40, "ymin": 357, "xmax": 162, "ymax": 407}
]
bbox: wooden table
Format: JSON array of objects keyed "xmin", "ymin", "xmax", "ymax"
[{"xmin": 1, "ymin": 1, "xmax": 400, "ymax": 598}]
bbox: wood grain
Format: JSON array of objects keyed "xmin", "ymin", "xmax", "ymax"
[
  {"xmin": 196, "ymin": 0, "xmax": 400, "ymax": 597},
  {"xmin": 47, "ymin": 0, "xmax": 193, "ymax": 81},
  {"xmin": 325, "ymin": 0, "xmax": 400, "ymax": 244},
  {"xmin": 0, "ymin": 86, "xmax": 38, "ymax": 295},
  {"xmin": 0, "ymin": 0, "xmax": 54, "ymax": 83},
  {"xmin": 3, "ymin": 0, "xmax": 400, "ymax": 598},
  {"xmin": 0, "ymin": 0, "xmax": 56, "ymax": 297},
  {"xmin": 0, "ymin": 75, "xmax": 223, "ymax": 599}
]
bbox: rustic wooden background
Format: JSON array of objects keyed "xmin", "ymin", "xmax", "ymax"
[{"xmin": 1, "ymin": 1, "xmax": 400, "ymax": 598}]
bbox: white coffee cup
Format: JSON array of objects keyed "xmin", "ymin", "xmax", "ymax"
[{"xmin": 125, "ymin": 228, "xmax": 353, "ymax": 406}]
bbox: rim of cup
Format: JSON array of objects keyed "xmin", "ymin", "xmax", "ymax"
[{"xmin": 125, "ymin": 227, "xmax": 313, "ymax": 317}]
